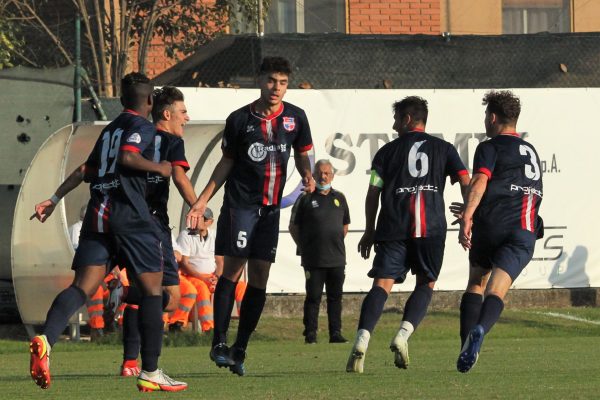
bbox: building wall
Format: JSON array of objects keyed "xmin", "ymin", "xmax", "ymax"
[
  {"xmin": 347, "ymin": 0, "xmax": 441, "ymax": 35},
  {"xmin": 440, "ymin": 0, "xmax": 502, "ymax": 34},
  {"xmin": 573, "ymin": 0, "xmax": 600, "ymax": 32}
]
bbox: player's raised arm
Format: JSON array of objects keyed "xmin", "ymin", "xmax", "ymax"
[
  {"xmin": 31, "ymin": 163, "xmax": 87, "ymax": 223},
  {"xmin": 186, "ymin": 155, "xmax": 235, "ymax": 229}
]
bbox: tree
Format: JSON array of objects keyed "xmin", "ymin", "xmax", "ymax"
[
  {"xmin": 0, "ymin": 2, "xmax": 24, "ymax": 69},
  {"xmin": 3, "ymin": 0, "xmax": 268, "ymax": 96}
]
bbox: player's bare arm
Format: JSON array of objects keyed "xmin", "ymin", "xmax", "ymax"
[
  {"xmin": 449, "ymin": 174, "xmax": 472, "ymax": 225},
  {"xmin": 459, "ymin": 173, "xmax": 489, "ymax": 249},
  {"xmin": 294, "ymin": 151, "xmax": 315, "ymax": 193},
  {"xmin": 186, "ymin": 155, "xmax": 235, "ymax": 229},
  {"xmin": 31, "ymin": 163, "xmax": 87, "ymax": 223},
  {"xmin": 358, "ymin": 185, "xmax": 381, "ymax": 259},
  {"xmin": 172, "ymin": 165, "xmax": 197, "ymax": 207},
  {"xmin": 118, "ymin": 151, "xmax": 172, "ymax": 177}
]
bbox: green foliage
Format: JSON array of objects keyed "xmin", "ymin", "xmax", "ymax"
[{"xmin": 0, "ymin": 15, "xmax": 22, "ymax": 69}]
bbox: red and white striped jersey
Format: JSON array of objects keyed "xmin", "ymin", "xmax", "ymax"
[
  {"xmin": 472, "ymin": 133, "xmax": 543, "ymax": 233},
  {"xmin": 371, "ymin": 130, "xmax": 468, "ymax": 241},
  {"xmin": 221, "ymin": 101, "xmax": 313, "ymax": 209}
]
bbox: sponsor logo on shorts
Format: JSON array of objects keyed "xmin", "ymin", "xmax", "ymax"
[
  {"xmin": 283, "ymin": 117, "xmax": 295, "ymax": 131},
  {"xmin": 147, "ymin": 175, "xmax": 164, "ymax": 184},
  {"xmin": 127, "ymin": 132, "xmax": 142, "ymax": 144}
]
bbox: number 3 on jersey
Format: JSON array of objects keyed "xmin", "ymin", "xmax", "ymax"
[
  {"xmin": 98, "ymin": 128, "xmax": 123, "ymax": 177},
  {"xmin": 408, "ymin": 140, "xmax": 429, "ymax": 178},
  {"xmin": 519, "ymin": 144, "xmax": 541, "ymax": 181}
]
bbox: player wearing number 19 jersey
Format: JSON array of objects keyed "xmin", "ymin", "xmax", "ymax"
[
  {"xmin": 29, "ymin": 73, "xmax": 186, "ymax": 392},
  {"xmin": 347, "ymin": 96, "xmax": 470, "ymax": 374},
  {"xmin": 457, "ymin": 90, "xmax": 543, "ymax": 374}
]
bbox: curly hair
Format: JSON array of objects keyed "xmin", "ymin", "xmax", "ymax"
[
  {"xmin": 392, "ymin": 96, "xmax": 428, "ymax": 124},
  {"xmin": 151, "ymin": 86, "xmax": 185, "ymax": 122},
  {"xmin": 482, "ymin": 90, "xmax": 521, "ymax": 124},
  {"xmin": 121, "ymin": 72, "xmax": 152, "ymax": 109},
  {"xmin": 259, "ymin": 56, "xmax": 292, "ymax": 76}
]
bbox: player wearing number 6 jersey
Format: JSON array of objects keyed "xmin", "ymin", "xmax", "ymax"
[
  {"xmin": 456, "ymin": 90, "xmax": 543, "ymax": 373},
  {"xmin": 347, "ymin": 96, "xmax": 470, "ymax": 373}
]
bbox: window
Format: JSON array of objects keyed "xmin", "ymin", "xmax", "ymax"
[
  {"xmin": 232, "ymin": 0, "xmax": 346, "ymax": 34},
  {"xmin": 503, "ymin": 0, "xmax": 571, "ymax": 34}
]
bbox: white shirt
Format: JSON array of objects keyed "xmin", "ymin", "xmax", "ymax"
[
  {"xmin": 176, "ymin": 229, "xmax": 216, "ymax": 274},
  {"xmin": 68, "ymin": 221, "xmax": 83, "ymax": 250}
]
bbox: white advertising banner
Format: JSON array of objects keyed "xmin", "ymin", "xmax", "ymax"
[{"xmin": 178, "ymin": 88, "xmax": 594, "ymax": 293}]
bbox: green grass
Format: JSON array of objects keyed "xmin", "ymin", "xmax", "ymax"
[{"xmin": 2, "ymin": 308, "xmax": 600, "ymax": 399}]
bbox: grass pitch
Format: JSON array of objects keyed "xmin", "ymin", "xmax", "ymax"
[{"xmin": 1, "ymin": 308, "xmax": 599, "ymax": 399}]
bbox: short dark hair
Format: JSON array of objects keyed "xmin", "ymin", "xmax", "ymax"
[
  {"xmin": 482, "ymin": 90, "xmax": 521, "ymax": 124},
  {"xmin": 259, "ymin": 56, "xmax": 292, "ymax": 76},
  {"xmin": 392, "ymin": 96, "xmax": 428, "ymax": 124},
  {"xmin": 121, "ymin": 72, "xmax": 152, "ymax": 109},
  {"xmin": 151, "ymin": 86, "xmax": 185, "ymax": 122}
]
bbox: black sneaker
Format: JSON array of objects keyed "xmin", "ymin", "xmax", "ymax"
[
  {"xmin": 329, "ymin": 332, "xmax": 348, "ymax": 343},
  {"xmin": 229, "ymin": 347, "xmax": 246, "ymax": 376},
  {"xmin": 210, "ymin": 343, "xmax": 233, "ymax": 368},
  {"xmin": 305, "ymin": 331, "xmax": 317, "ymax": 344}
]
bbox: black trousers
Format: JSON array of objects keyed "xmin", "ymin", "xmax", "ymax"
[{"xmin": 303, "ymin": 266, "xmax": 345, "ymax": 336}]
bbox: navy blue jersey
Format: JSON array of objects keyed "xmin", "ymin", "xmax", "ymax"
[
  {"xmin": 82, "ymin": 110, "xmax": 157, "ymax": 234},
  {"xmin": 221, "ymin": 101, "xmax": 313, "ymax": 209},
  {"xmin": 371, "ymin": 130, "xmax": 468, "ymax": 241},
  {"xmin": 146, "ymin": 129, "xmax": 190, "ymax": 229},
  {"xmin": 472, "ymin": 133, "xmax": 543, "ymax": 233}
]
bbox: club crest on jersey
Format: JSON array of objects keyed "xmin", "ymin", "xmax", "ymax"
[
  {"xmin": 127, "ymin": 132, "xmax": 142, "ymax": 144},
  {"xmin": 283, "ymin": 117, "xmax": 295, "ymax": 132}
]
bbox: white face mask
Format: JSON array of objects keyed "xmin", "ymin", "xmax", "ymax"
[{"xmin": 316, "ymin": 183, "xmax": 331, "ymax": 191}]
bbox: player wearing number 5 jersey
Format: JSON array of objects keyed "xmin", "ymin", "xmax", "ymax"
[
  {"xmin": 456, "ymin": 90, "xmax": 543, "ymax": 373},
  {"xmin": 29, "ymin": 73, "xmax": 186, "ymax": 392},
  {"xmin": 347, "ymin": 96, "xmax": 470, "ymax": 374}
]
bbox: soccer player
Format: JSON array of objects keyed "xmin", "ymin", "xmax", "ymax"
[
  {"xmin": 346, "ymin": 96, "xmax": 469, "ymax": 373},
  {"xmin": 186, "ymin": 56, "xmax": 315, "ymax": 376},
  {"xmin": 456, "ymin": 90, "xmax": 543, "ymax": 373},
  {"xmin": 29, "ymin": 73, "xmax": 187, "ymax": 392},
  {"xmin": 119, "ymin": 86, "xmax": 197, "ymax": 376}
]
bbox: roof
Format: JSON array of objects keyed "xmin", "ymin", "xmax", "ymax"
[{"xmin": 151, "ymin": 32, "xmax": 600, "ymax": 89}]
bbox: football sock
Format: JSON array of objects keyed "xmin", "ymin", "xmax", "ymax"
[
  {"xmin": 233, "ymin": 285, "xmax": 266, "ymax": 350},
  {"xmin": 459, "ymin": 292, "xmax": 483, "ymax": 346},
  {"xmin": 212, "ymin": 277, "xmax": 237, "ymax": 347},
  {"xmin": 402, "ymin": 284, "xmax": 433, "ymax": 330},
  {"xmin": 396, "ymin": 320, "xmax": 415, "ymax": 340},
  {"xmin": 358, "ymin": 286, "xmax": 388, "ymax": 333},
  {"xmin": 478, "ymin": 294, "xmax": 504, "ymax": 334},
  {"xmin": 122, "ymin": 305, "xmax": 140, "ymax": 361},
  {"xmin": 139, "ymin": 295, "xmax": 163, "ymax": 372},
  {"xmin": 124, "ymin": 286, "xmax": 170, "ymax": 310},
  {"xmin": 43, "ymin": 285, "xmax": 87, "ymax": 347}
]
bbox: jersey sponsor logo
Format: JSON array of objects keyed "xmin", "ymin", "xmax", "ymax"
[
  {"xmin": 510, "ymin": 184, "xmax": 543, "ymax": 198},
  {"xmin": 247, "ymin": 142, "xmax": 288, "ymax": 162},
  {"xmin": 127, "ymin": 132, "xmax": 142, "ymax": 144},
  {"xmin": 248, "ymin": 142, "xmax": 268, "ymax": 162},
  {"xmin": 283, "ymin": 117, "xmax": 295, "ymax": 131},
  {"xmin": 91, "ymin": 179, "xmax": 121, "ymax": 191},
  {"xmin": 395, "ymin": 184, "xmax": 438, "ymax": 194}
]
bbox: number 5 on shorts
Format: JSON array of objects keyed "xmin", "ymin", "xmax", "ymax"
[{"xmin": 237, "ymin": 231, "xmax": 247, "ymax": 248}]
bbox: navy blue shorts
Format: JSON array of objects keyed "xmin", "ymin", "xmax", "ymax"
[
  {"xmin": 469, "ymin": 227, "xmax": 536, "ymax": 281},
  {"xmin": 156, "ymin": 223, "xmax": 179, "ymax": 286},
  {"xmin": 73, "ymin": 231, "xmax": 163, "ymax": 278},
  {"xmin": 368, "ymin": 237, "xmax": 445, "ymax": 283},
  {"xmin": 215, "ymin": 205, "xmax": 280, "ymax": 262}
]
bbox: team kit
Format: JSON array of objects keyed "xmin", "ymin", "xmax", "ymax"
[{"xmin": 29, "ymin": 57, "xmax": 543, "ymax": 392}]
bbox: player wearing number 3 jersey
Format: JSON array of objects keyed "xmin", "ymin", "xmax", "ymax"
[
  {"xmin": 347, "ymin": 96, "xmax": 470, "ymax": 373},
  {"xmin": 456, "ymin": 90, "xmax": 543, "ymax": 373}
]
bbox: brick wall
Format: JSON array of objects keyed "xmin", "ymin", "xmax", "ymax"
[{"xmin": 348, "ymin": 0, "xmax": 441, "ymax": 35}]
